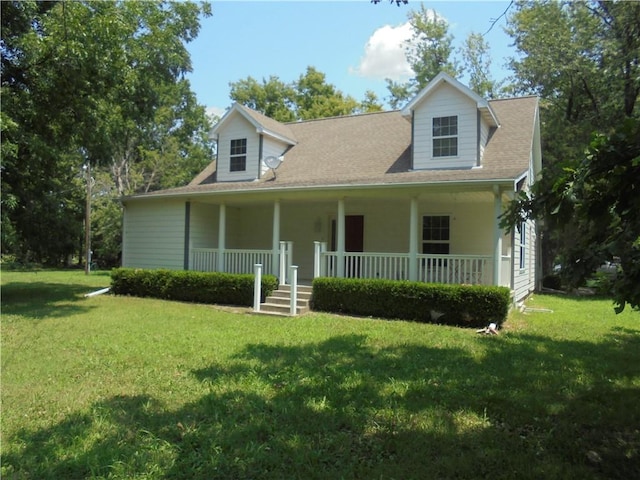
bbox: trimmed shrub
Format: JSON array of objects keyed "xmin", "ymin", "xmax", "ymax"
[
  {"xmin": 311, "ymin": 277, "xmax": 511, "ymax": 328},
  {"xmin": 110, "ymin": 268, "xmax": 278, "ymax": 307}
]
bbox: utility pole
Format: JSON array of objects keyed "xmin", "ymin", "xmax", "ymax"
[{"xmin": 84, "ymin": 162, "xmax": 92, "ymax": 275}]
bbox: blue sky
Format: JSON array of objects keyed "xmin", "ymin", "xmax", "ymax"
[{"xmin": 186, "ymin": 1, "xmax": 515, "ymax": 117}]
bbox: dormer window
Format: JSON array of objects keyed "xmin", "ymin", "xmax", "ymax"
[
  {"xmin": 230, "ymin": 138, "xmax": 247, "ymax": 172},
  {"xmin": 433, "ymin": 116, "xmax": 458, "ymax": 157}
]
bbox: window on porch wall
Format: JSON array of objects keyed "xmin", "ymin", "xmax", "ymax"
[{"xmin": 422, "ymin": 216, "xmax": 450, "ymax": 266}]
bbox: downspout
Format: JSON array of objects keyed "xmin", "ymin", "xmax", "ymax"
[
  {"xmin": 476, "ymin": 110, "xmax": 481, "ymax": 166},
  {"xmin": 183, "ymin": 201, "xmax": 191, "ymax": 270},
  {"xmin": 410, "ymin": 111, "xmax": 415, "ymax": 170},
  {"xmin": 258, "ymin": 134, "xmax": 264, "ymax": 179},
  {"xmin": 120, "ymin": 203, "xmax": 126, "ymax": 267}
]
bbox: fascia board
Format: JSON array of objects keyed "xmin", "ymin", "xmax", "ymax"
[
  {"xmin": 256, "ymin": 127, "xmax": 297, "ymax": 146},
  {"xmin": 121, "ymin": 178, "xmax": 517, "ymax": 203},
  {"xmin": 210, "ymin": 103, "xmax": 261, "ymax": 136},
  {"xmin": 401, "ymin": 72, "xmax": 499, "ymax": 127}
]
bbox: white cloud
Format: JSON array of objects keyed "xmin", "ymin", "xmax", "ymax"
[
  {"xmin": 206, "ymin": 106, "xmax": 225, "ymax": 121},
  {"xmin": 350, "ymin": 22, "xmax": 413, "ymax": 81}
]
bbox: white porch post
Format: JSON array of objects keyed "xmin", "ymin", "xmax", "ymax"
[
  {"xmin": 217, "ymin": 203, "xmax": 226, "ymax": 273},
  {"xmin": 336, "ymin": 198, "xmax": 345, "ymax": 278},
  {"xmin": 289, "ymin": 265, "xmax": 298, "ymax": 316},
  {"xmin": 493, "ymin": 186, "xmax": 502, "ymax": 286},
  {"xmin": 279, "ymin": 241, "xmax": 287, "ymax": 284},
  {"xmin": 272, "ymin": 200, "xmax": 281, "ymax": 277},
  {"xmin": 409, "ymin": 197, "xmax": 419, "ymax": 281},
  {"xmin": 253, "ymin": 263, "xmax": 262, "ymax": 312},
  {"xmin": 313, "ymin": 241, "xmax": 322, "ymax": 278}
]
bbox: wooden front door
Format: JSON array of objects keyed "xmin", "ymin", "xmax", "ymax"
[{"xmin": 345, "ymin": 215, "xmax": 364, "ymax": 252}]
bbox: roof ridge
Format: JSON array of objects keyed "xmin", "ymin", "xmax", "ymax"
[
  {"xmin": 488, "ymin": 95, "xmax": 538, "ymax": 103},
  {"xmin": 285, "ymin": 109, "xmax": 401, "ymax": 125}
]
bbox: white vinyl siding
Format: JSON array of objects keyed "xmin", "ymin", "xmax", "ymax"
[
  {"xmin": 122, "ymin": 200, "xmax": 185, "ymax": 269},
  {"xmin": 190, "ymin": 202, "xmax": 218, "ymax": 249},
  {"xmin": 260, "ymin": 137, "xmax": 290, "ymax": 178},
  {"xmin": 513, "ymin": 219, "xmax": 536, "ymax": 302},
  {"xmin": 216, "ymin": 114, "xmax": 259, "ymax": 182},
  {"xmin": 412, "ymin": 82, "xmax": 478, "ymax": 170}
]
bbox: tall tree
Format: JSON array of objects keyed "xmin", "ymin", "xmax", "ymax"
[
  {"xmin": 460, "ymin": 32, "xmax": 501, "ymax": 98},
  {"xmin": 406, "ymin": 5, "xmax": 460, "ymax": 88},
  {"xmin": 295, "ymin": 67, "xmax": 360, "ymax": 120},
  {"xmin": 503, "ymin": 0, "xmax": 640, "ymax": 310},
  {"xmin": 359, "ymin": 90, "xmax": 385, "ymax": 113},
  {"xmin": 229, "ymin": 75, "xmax": 297, "ymax": 122},
  {"xmin": 386, "ymin": 6, "xmax": 461, "ymax": 108},
  {"xmin": 1, "ymin": 1, "xmax": 212, "ymax": 265},
  {"xmin": 229, "ymin": 66, "xmax": 382, "ymax": 121}
]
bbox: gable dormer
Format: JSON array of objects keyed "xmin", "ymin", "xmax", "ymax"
[
  {"xmin": 401, "ymin": 72, "xmax": 499, "ymax": 170},
  {"xmin": 210, "ymin": 103, "xmax": 297, "ymax": 182}
]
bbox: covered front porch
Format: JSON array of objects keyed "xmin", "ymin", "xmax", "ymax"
[{"xmin": 186, "ymin": 185, "xmax": 513, "ymax": 289}]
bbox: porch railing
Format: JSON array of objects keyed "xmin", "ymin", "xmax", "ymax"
[
  {"xmin": 225, "ymin": 249, "xmax": 273, "ymax": 275},
  {"xmin": 318, "ymin": 249, "xmax": 492, "ymax": 285},
  {"xmin": 417, "ymin": 254, "xmax": 490, "ymax": 285},
  {"xmin": 190, "ymin": 248, "xmax": 274, "ymax": 275},
  {"xmin": 190, "ymin": 248, "xmax": 218, "ymax": 272}
]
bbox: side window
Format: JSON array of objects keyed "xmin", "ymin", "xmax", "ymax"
[
  {"xmin": 230, "ymin": 138, "xmax": 247, "ymax": 172},
  {"xmin": 432, "ymin": 116, "xmax": 458, "ymax": 157},
  {"xmin": 519, "ymin": 222, "xmax": 526, "ymax": 269},
  {"xmin": 422, "ymin": 215, "xmax": 450, "ymax": 254}
]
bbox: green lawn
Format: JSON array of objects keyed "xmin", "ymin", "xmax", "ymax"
[{"xmin": 2, "ymin": 270, "xmax": 639, "ymax": 479}]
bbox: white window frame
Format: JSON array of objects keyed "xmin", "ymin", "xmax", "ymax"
[
  {"xmin": 519, "ymin": 222, "xmax": 526, "ymax": 270},
  {"xmin": 229, "ymin": 138, "xmax": 247, "ymax": 172},
  {"xmin": 422, "ymin": 215, "xmax": 451, "ymax": 255},
  {"xmin": 432, "ymin": 116, "xmax": 458, "ymax": 157}
]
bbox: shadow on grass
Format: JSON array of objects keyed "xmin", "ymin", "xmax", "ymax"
[
  {"xmin": 1, "ymin": 282, "xmax": 100, "ymax": 320},
  {"xmin": 3, "ymin": 331, "xmax": 639, "ymax": 479}
]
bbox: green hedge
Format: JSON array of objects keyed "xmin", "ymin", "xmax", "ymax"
[
  {"xmin": 311, "ymin": 277, "xmax": 511, "ymax": 327},
  {"xmin": 110, "ymin": 268, "xmax": 278, "ymax": 307}
]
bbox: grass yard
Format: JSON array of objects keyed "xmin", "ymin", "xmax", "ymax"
[{"xmin": 1, "ymin": 270, "xmax": 639, "ymax": 479}]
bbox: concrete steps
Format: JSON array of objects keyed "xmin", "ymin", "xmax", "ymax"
[{"xmin": 258, "ymin": 284, "xmax": 312, "ymax": 316}]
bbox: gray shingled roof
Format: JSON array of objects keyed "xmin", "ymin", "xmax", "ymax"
[
  {"xmin": 131, "ymin": 96, "xmax": 538, "ymax": 199},
  {"xmin": 236, "ymin": 103, "xmax": 297, "ymax": 144}
]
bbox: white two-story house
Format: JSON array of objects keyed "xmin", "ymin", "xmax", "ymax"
[{"xmin": 121, "ymin": 73, "xmax": 542, "ymax": 303}]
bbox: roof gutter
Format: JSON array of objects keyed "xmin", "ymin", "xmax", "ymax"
[{"xmin": 122, "ymin": 177, "xmax": 518, "ymax": 203}]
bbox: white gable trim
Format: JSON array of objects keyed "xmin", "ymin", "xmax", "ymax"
[
  {"xmin": 255, "ymin": 126, "xmax": 297, "ymax": 146},
  {"xmin": 401, "ymin": 72, "xmax": 499, "ymax": 128},
  {"xmin": 210, "ymin": 103, "xmax": 297, "ymax": 145}
]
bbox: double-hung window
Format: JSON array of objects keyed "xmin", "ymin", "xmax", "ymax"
[
  {"xmin": 229, "ymin": 138, "xmax": 247, "ymax": 172},
  {"xmin": 519, "ymin": 222, "xmax": 526, "ymax": 270},
  {"xmin": 422, "ymin": 215, "xmax": 450, "ymax": 255},
  {"xmin": 432, "ymin": 116, "xmax": 458, "ymax": 157}
]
